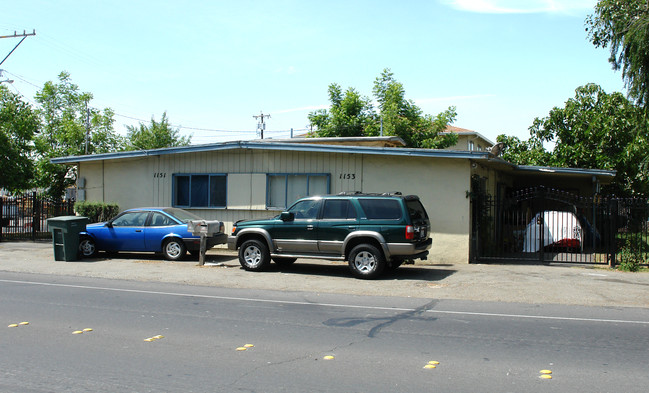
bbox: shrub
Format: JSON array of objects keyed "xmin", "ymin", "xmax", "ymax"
[
  {"xmin": 74, "ymin": 201, "xmax": 120, "ymax": 223},
  {"xmin": 617, "ymin": 238, "xmax": 647, "ymax": 272}
]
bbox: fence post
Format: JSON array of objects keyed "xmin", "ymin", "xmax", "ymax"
[
  {"xmin": 31, "ymin": 192, "xmax": 38, "ymax": 241},
  {"xmin": 538, "ymin": 187, "xmax": 545, "ymax": 262},
  {"xmin": 0, "ymin": 196, "xmax": 3, "ymax": 242},
  {"xmin": 608, "ymin": 199, "xmax": 618, "ymax": 268}
]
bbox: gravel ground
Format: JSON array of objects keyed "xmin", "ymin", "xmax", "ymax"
[{"xmin": 1, "ymin": 241, "xmax": 648, "ymax": 308}]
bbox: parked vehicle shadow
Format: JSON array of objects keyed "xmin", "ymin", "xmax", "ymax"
[
  {"xmin": 79, "ymin": 252, "xmax": 457, "ymax": 283},
  {"xmin": 80, "ymin": 250, "xmax": 240, "ymax": 265},
  {"xmin": 383, "ymin": 265, "xmax": 457, "ymax": 282},
  {"xmin": 75, "ymin": 251, "xmax": 158, "ymax": 263},
  {"xmin": 257, "ymin": 260, "xmax": 457, "ymax": 282}
]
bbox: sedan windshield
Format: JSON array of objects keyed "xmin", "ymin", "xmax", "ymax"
[{"xmin": 163, "ymin": 208, "xmax": 203, "ymax": 223}]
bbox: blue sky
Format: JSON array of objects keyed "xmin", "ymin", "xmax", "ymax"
[{"xmin": 1, "ymin": 0, "xmax": 625, "ymax": 145}]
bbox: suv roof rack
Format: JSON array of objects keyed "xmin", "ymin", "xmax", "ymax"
[{"xmin": 336, "ymin": 191, "xmax": 403, "ymax": 197}]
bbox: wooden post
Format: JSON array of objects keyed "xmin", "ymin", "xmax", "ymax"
[{"xmin": 198, "ymin": 234, "xmax": 207, "ymax": 266}]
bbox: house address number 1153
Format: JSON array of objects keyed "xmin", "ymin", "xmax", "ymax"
[{"xmin": 339, "ymin": 173, "xmax": 356, "ymax": 180}]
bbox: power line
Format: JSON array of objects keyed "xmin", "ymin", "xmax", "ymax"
[
  {"xmin": 2, "ymin": 70, "xmax": 41, "ymax": 88},
  {"xmin": 114, "ymin": 113, "xmax": 256, "ymax": 133},
  {"xmin": 2, "ymin": 71, "xmax": 308, "ymax": 139},
  {"xmin": 114, "ymin": 113, "xmax": 307, "ymax": 135}
]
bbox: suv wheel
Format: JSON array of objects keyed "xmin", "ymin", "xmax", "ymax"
[
  {"xmin": 239, "ymin": 239, "xmax": 270, "ymax": 271},
  {"xmin": 348, "ymin": 244, "xmax": 385, "ymax": 279}
]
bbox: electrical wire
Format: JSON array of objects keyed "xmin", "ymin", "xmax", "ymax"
[
  {"xmin": 2, "ymin": 70, "xmax": 310, "ymax": 140},
  {"xmin": 3, "ymin": 70, "xmax": 42, "ymax": 88}
]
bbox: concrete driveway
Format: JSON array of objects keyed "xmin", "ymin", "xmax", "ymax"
[{"xmin": 1, "ymin": 241, "xmax": 648, "ymax": 308}]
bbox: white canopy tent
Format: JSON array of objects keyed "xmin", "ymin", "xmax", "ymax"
[{"xmin": 523, "ymin": 211, "xmax": 583, "ymax": 253}]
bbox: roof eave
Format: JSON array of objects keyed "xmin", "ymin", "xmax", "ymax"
[
  {"xmin": 514, "ymin": 165, "xmax": 617, "ymax": 178},
  {"xmin": 50, "ymin": 140, "xmax": 492, "ymax": 164}
]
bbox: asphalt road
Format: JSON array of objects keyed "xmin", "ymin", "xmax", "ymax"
[{"xmin": 2, "ymin": 271, "xmax": 649, "ymax": 393}]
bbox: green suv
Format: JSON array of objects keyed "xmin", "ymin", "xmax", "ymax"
[{"xmin": 227, "ymin": 192, "xmax": 432, "ymax": 279}]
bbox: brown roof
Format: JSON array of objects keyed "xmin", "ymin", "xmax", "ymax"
[{"xmin": 445, "ymin": 125, "xmax": 475, "ymax": 133}]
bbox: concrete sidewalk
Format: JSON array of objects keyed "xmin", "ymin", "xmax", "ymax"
[{"xmin": 1, "ymin": 241, "xmax": 648, "ymax": 308}]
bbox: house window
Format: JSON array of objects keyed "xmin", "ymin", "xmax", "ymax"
[
  {"xmin": 267, "ymin": 173, "xmax": 330, "ymax": 209},
  {"xmin": 468, "ymin": 141, "xmax": 475, "ymax": 151},
  {"xmin": 173, "ymin": 174, "xmax": 227, "ymax": 208}
]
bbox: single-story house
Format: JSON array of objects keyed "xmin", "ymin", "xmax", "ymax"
[{"xmin": 51, "ymin": 137, "xmax": 615, "ymax": 264}]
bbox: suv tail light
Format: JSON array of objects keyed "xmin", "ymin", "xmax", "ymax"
[{"xmin": 405, "ymin": 225, "xmax": 414, "ymax": 240}]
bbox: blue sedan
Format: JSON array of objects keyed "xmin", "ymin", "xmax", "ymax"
[{"xmin": 78, "ymin": 207, "xmax": 226, "ymax": 260}]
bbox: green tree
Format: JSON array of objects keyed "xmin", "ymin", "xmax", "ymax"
[
  {"xmin": 586, "ymin": 0, "xmax": 649, "ymax": 108},
  {"xmin": 498, "ymin": 84, "xmax": 649, "ymax": 196},
  {"xmin": 372, "ymin": 69, "xmax": 457, "ymax": 149},
  {"xmin": 308, "ymin": 84, "xmax": 378, "ymax": 138},
  {"xmin": 34, "ymin": 71, "xmax": 123, "ymax": 198},
  {"xmin": 496, "ymin": 131, "xmax": 552, "ymax": 166},
  {"xmin": 0, "ymin": 86, "xmax": 39, "ymax": 191},
  {"xmin": 125, "ymin": 112, "xmax": 191, "ymax": 150},
  {"xmin": 308, "ymin": 69, "xmax": 458, "ymax": 148}
]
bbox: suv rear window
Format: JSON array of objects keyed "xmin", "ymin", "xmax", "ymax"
[
  {"xmin": 358, "ymin": 199, "xmax": 402, "ymax": 220},
  {"xmin": 406, "ymin": 200, "xmax": 428, "ymax": 220}
]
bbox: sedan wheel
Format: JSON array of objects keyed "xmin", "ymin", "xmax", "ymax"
[
  {"xmin": 162, "ymin": 238, "xmax": 186, "ymax": 261},
  {"xmin": 79, "ymin": 237, "xmax": 98, "ymax": 258}
]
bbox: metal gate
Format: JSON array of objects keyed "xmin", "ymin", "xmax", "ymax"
[
  {"xmin": 471, "ymin": 185, "xmax": 649, "ymax": 266},
  {"xmin": 0, "ymin": 193, "xmax": 75, "ymax": 242}
]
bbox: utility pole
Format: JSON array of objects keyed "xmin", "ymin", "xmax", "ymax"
[
  {"xmin": 253, "ymin": 111, "xmax": 270, "ymax": 139},
  {"xmin": 84, "ymin": 99, "xmax": 91, "ymax": 154},
  {"xmin": 0, "ymin": 69, "xmax": 13, "ymax": 84},
  {"xmin": 0, "ymin": 30, "xmax": 36, "ymax": 66}
]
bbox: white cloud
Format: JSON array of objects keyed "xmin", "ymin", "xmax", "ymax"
[
  {"xmin": 274, "ymin": 65, "xmax": 298, "ymax": 75},
  {"xmin": 442, "ymin": 0, "xmax": 595, "ymax": 14}
]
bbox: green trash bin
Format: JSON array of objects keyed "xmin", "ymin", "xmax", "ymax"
[{"xmin": 46, "ymin": 216, "xmax": 89, "ymax": 261}]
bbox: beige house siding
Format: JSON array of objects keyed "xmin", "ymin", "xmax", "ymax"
[
  {"xmin": 361, "ymin": 155, "xmax": 471, "ymax": 264},
  {"xmin": 78, "ymin": 161, "xmax": 103, "ymax": 202}
]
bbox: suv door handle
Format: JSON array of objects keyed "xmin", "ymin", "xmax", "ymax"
[{"xmin": 306, "ymin": 225, "xmax": 314, "ymax": 230}]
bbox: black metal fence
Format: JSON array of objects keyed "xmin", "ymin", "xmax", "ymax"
[
  {"xmin": 471, "ymin": 186, "xmax": 649, "ymax": 266},
  {"xmin": 0, "ymin": 193, "xmax": 75, "ymax": 242}
]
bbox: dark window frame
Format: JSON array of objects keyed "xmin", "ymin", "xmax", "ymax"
[{"xmin": 172, "ymin": 173, "xmax": 227, "ymax": 208}]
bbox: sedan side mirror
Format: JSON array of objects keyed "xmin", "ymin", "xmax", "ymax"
[
  {"xmin": 105, "ymin": 222, "xmax": 113, "ymax": 228},
  {"xmin": 279, "ymin": 212, "xmax": 294, "ymax": 222}
]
